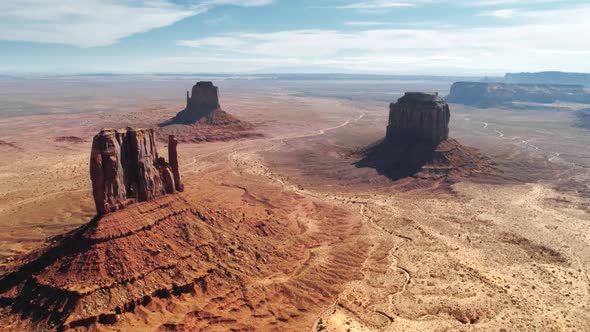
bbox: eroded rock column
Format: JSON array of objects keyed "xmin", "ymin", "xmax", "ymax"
[
  {"xmin": 168, "ymin": 135, "xmax": 183, "ymax": 192},
  {"xmin": 90, "ymin": 128, "xmax": 183, "ymax": 215}
]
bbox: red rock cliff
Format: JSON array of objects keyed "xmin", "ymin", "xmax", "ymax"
[
  {"xmin": 172, "ymin": 81, "xmax": 222, "ymax": 124},
  {"xmin": 386, "ymin": 92, "xmax": 450, "ymax": 145},
  {"xmin": 90, "ymin": 128, "xmax": 183, "ymax": 215}
]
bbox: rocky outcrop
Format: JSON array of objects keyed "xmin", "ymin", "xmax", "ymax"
[
  {"xmin": 168, "ymin": 135, "xmax": 183, "ymax": 192},
  {"xmin": 447, "ymin": 82, "xmax": 590, "ymax": 107},
  {"xmin": 357, "ymin": 92, "xmax": 490, "ymax": 180},
  {"xmin": 188, "ymin": 81, "xmax": 221, "ymax": 110},
  {"xmin": 170, "ymin": 81, "xmax": 224, "ymax": 124},
  {"xmin": 0, "ymin": 161, "xmax": 321, "ymax": 331},
  {"xmin": 90, "ymin": 128, "xmax": 183, "ymax": 215},
  {"xmin": 386, "ymin": 92, "xmax": 450, "ymax": 145},
  {"xmin": 159, "ymin": 81, "xmax": 262, "ymax": 143}
]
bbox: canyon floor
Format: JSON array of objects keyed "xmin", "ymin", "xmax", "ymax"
[{"xmin": 0, "ymin": 77, "xmax": 589, "ymax": 331}]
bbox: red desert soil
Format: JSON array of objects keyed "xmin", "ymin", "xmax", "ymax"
[
  {"xmin": 55, "ymin": 136, "xmax": 87, "ymax": 143},
  {"xmin": 157, "ymin": 117, "xmax": 264, "ymax": 143},
  {"xmin": 0, "ymin": 140, "xmax": 22, "ymax": 151},
  {"xmin": 0, "ymin": 87, "xmax": 589, "ymax": 331},
  {"xmin": 0, "ymin": 175, "xmax": 367, "ymax": 331}
]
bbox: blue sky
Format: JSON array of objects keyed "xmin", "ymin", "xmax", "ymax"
[{"xmin": 0, "ymin": 0, "xmax": 589, "ymax": 75}]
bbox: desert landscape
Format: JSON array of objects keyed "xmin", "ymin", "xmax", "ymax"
[{"xmin": 0, "ymin": 75, "xmax": 588, "ymax": 331}]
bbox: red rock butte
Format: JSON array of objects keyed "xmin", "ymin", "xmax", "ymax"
[
  {"xmin": 90, "ymin": 128, "xmax": 183, "ymax": 215},
  {"xmin": 169, "ymin": 81, "xmax": 238, "ymax": 125},
  {"xmin": 386, "ymin": 92, "xmax": 450, "ymax": 145},
  {"xmin": 0, "ymin": 125, "xmax": 343, "ymax": 331},
  {"xmin": 187, "ymin": 81, "xmax": 221, "ymax": 110},
  {"xmin": 159, "ymin": 81, "xmax": 261, "ymax": 143},
  {"xmin": 0, "ymin": 127, "xmax": 267, "ymax": 331},
  {"xmin": 357, "ymin": 92, "xmax": 490, "ymax": 179}
]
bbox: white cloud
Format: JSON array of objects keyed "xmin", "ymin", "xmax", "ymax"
[
  {"xmin": 174, "ymin": 4, "xmax": 590, "ymax": 74},
  {"xmin": 203, "ymin": 0, "xmax": 273, "ymax": 5},
  {"xmin": 478, "ymin": 9, "xmax": 515, "ymax": 18},
  {"xmin": 335, "ymin": 1, "xmax": 414, "ymax": 9},
  {"xmin": 0, "ymin": 0, "xmax": 273, "ymax": 47},
  {"xmin": 332, "ymin": 0, "xmax": 572, "ymax": 9},
  {"xmin": 467, "ymin": 0, "xmax": 568, "ymax": 5},
  {"xmin": 344, "ymin": 21, "xmax": 394, "ymax": 26}
]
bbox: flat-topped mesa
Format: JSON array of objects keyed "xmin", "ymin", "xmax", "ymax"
[
  {"xmin": 90, "ymin": 128, "xmax": 183, "ymax": 215},
  {"xmin": 173, "ymin": 81, "xmax": 221, "ymax": 124},
  {"xmin": 386, "ymin": 92, "xmax": 450, "ymax": 145}
]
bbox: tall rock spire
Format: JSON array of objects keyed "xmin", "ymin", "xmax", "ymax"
[{"xmin": 168, "ymin": 135, "xmax": 183, "ymax": 192}]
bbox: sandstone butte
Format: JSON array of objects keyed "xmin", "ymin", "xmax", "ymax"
[
  {"xmin": 358, "ymin": 92, "xmax": 491, "ymax": 179},
  {"xmin": 90, "ymin": 128, "xmax": 183, "ymax": 215},
  {"xmin": 0, "ymin": 126, "xmax": 324, "ymax": 331},
  {"xmin": 159, "ymin": 81, "xmax": 261, "ymax": 143},
  {"xmin": 167, "ymin": 81, "xmax": 245, "ymax": 126},
  {"xmin": 386, "ymin": 92, "xmax": 450, "ymax": 145}
]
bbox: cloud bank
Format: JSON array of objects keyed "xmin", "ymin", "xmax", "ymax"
[
  {"xmin": 0, "ymin": 0, "xmax": 273, "ymax": 47},
  {"xmin": 173, "ymin": 4, "xmax": 590, "ymax": 74}
]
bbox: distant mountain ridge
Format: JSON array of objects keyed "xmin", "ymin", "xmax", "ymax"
[
  {"xmin": 505, "ymin": 71, "xmax": 590, "ymax": 86},
  {"xmin": 447, "ymin": 82, "xmax": 590, "ymax": 107}
]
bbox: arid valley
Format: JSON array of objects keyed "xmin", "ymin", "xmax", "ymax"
[{"xmin": 0, "ymin": 76, "xmax": 589, "ymax": 331}]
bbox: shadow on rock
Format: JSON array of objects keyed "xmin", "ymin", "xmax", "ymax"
[{"xmin": 355, "ymin": 138, "xmax": 440, "ymax": 180}]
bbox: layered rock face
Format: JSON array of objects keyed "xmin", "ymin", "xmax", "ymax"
[
  {"xmin": 386, "ymin": 92, "xmax": 450, "ymax": 145},
  {"xmin": 172, "ymin": 81, "xmax": 222, "ymax": 124},
  {"xmin": 90, "ymin": 128, "xmax": 183, "ymax": 215}
]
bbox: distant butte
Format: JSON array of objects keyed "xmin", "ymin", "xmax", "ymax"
[
  {"xmin": 171, "ymin": 81, "xmax": 224, "ymax": 124},
  {"xmin": 159, "ymin": 81, "xmax": 262, "ymax": 142},
  {"xmin": 357, "ymin": 92, "xmax": 491, "ymax": 179},
  {"xmin": 166, "ymin": 81, "xmax": 245, "ymax": 126}
]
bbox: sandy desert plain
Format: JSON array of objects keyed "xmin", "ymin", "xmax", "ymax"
[{"xmin": 0, "ymin": 76, "xmax": 589, "ymax": 331}]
